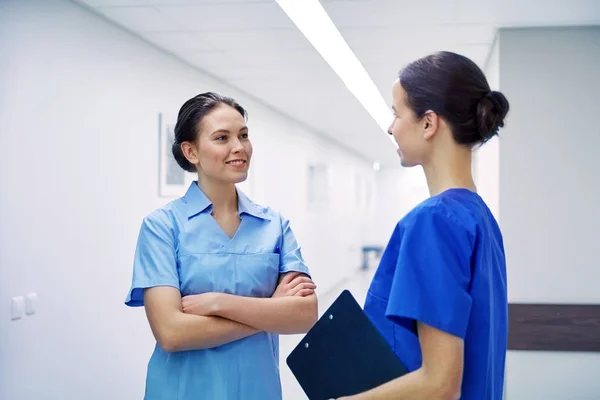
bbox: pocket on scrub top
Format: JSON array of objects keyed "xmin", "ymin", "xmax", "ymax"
[{"xmin": 178, "ymin": 252, "xmax": 280, "ymax": 297}]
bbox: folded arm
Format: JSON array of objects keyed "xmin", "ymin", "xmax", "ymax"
[
  {"xmin": 212, "ymin": 292, "xmax": 317, "ymax": 334},
  {"xmin": 145, "ymin": 272, "xmax": 317, "ymax": 352},
  {"xmin": 144, "ymin": 286, "xmax": 259, "ymax": 353},
  {"xmin": 182, "ymin": 272, "xmax": 318, "ymax": 335}
]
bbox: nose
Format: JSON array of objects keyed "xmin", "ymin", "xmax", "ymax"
[{"xmin": 231, "ymin": 138, "xmax": 244, "ymax": 153}]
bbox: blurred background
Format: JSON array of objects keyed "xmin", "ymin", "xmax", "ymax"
[{"xmin": 1, "ymin": 0, "xmax": 599, "ymax": 398}]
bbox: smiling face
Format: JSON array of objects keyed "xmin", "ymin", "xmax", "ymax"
[{"xmin": 182, "ymin": 104, "xmax": 252, "ymax": 185}]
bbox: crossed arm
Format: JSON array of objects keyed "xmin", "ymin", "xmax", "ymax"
[{"xmin": 143, "ymin": 272, "xmax": 318, "ymax": 352}]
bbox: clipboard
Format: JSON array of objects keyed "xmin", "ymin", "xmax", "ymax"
[{"xmin": 286, "ymin": 290, "xmax": 408, "ymax": 400}]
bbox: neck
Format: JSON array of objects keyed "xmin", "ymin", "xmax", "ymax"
[
  {"xmin": 197, "ymin": 175, "xmax": 238, "ymax": 215},
  {"xmin": 422, "ymin": 145, "xmax": 476, "ymax": 197}
]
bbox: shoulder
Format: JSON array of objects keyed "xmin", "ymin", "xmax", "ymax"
[
  {"xmin": 141, "ymin": 198, "xmax": 187, "ymax": 232},
  {"xmin": 399, "ymin": 192, "xmax": 478, "ymax": 241}
]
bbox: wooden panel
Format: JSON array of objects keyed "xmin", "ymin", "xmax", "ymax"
[{"xmin": 508, "ymin": 304, "xmax": 600, "ymax": 352}]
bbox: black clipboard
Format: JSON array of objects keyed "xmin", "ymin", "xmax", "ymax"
[{"xmin": 286, "ymin": 290, "xmax": 408, "ymax": 400}]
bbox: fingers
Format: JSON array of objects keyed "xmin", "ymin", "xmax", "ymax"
[
  {"xmin": 181, "ymin": 295, "xmax": 197, "ymax": 313},
  {"xmin": 181, "ymin": 297, "xmax": 191, "ymax": 312},
  {"xmin": 295, "ymin": 289, "xmax": 315, "ymax": 297},
  {"xmin": 289, "ymin": 276, "xmax": 314, "ymax": 288},
  {"xmin": 289, "ymin": 282, "xmax": 317, "ymax": 296}
]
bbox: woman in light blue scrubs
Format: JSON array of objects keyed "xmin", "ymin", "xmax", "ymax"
[
  {"xmin": 339, "ymin": 52, "xmax": 510, "ymax": 400},
  {"xmin": 126, "ymin": 92, "xmax": 318, "ymax": 400}
]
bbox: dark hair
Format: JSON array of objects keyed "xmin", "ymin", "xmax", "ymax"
[
  {"xmin": 399, "ymin": 51, "xmax": 509, "ymax": 146},
  {"xmin": 172, "ymin": 92, "xmax": 247, "ymax": 172}
]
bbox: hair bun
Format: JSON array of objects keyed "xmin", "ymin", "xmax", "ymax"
[{"xmin": 476, "ymin": 90, "xmax": 510, "ymax": 141}]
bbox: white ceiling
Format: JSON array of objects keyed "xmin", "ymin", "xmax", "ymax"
[
  {"xmin": 321, "ymin": 0, "xmax": 600, "ymax": 106},
  {"xmin": 74, "ymin": 0, "xmax": 600, "ymax": 166}
]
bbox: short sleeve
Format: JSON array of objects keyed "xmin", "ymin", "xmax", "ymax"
[
  {"xmin": 278, "ymin": 215, "xmax": 311, "ymax": 277},
  {"xmin": 125, "ymin": 212, "xmax": 180, "ymax": 307},
  {"xmin": 386, "ymin": 208, "xmax": 473, "ymax": 339}
]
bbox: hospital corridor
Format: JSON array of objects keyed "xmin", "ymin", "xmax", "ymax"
[{"xmin": 1, "ymin": 0, "xmax": 600, "ymax": 399}]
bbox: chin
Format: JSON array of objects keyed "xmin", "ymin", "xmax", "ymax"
[
  {"xmin": 230, "ymin": 172, "xmax": 249, "ymax": 184},
  {"xmin": 398, "ymin": 150, "xmax": 410, "ymax": 167},
  {"xmin": 399, "ymin": 157, "xmax": 414, "ymax": 168}
]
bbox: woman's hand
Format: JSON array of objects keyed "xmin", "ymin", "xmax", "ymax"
[
  {"xmin": 272, "ymin": 272, "xmax": 317, "ymax": 298},
  {"xmin": 181, "ymin": 292, "xmax": 222, "ymax": 316}
]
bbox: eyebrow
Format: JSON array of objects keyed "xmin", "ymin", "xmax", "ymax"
[
  {"xmin": 211, "ymin": 129, "xmax": 230, "ymax": 136},
  {"xmin": 211, "ymin": 127, "xmax": 248, "ymax": 136}
]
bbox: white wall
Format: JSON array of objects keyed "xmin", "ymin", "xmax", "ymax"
[
  {"xmin": 0, "ymin": 1, "xmax": 377, "ymax": 399},
  {"xmin": 496, "ymin": 26, "xmax": 600, "ymax": 399},
  {"xmin": 367, "ymin": 166, "xmax": 429, "ymax": 247},
  {"xmin": 474, "ymin": 35, "xmax": 500, "ymax": 219}
]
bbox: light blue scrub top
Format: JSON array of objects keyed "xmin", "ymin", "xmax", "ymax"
[{"xmin": 125, "ymin": 182, "xmax": 310, "ymax": 400}]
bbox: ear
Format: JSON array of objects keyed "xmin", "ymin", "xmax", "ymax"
[
  {"xmin": 421, "ymin": 110, "xmax": 439, "ymax": 140},
  {"xmin": 181, "ymin": 141, "xmax": 199, "ymax": 166}
]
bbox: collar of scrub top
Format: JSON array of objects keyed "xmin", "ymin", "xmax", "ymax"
[{"xmin": 183, "ymin": 181, "xmax": 271, "ymax": 221}]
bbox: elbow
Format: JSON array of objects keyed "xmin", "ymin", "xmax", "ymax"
[
  {"xmin": 159, "ymin": 338, "xmax": 179, "ymax": 353},
  {"xmin": 299, "ymin": 295, "xmax": 318, "ymax": 333},
  {"xmin": 155, "ymin": 328, "xmax": 181, "ymax": 353},
  {"xmin": 440, "ymin": 390, "xmax": 460, "ymax": 400},
  {"xmin": 299, "ymin": 313, "xmax": 317, "ymax": 334},
  {"xmin": 283, "ymin": 295, "xmax": 318, "ymax": 334},
  {"xmin": 442, "ymin": 389, "xmax": 461, "ymax": 400},
  {"xmin": 436, "ymin": 380, "xmax": 462, "ymax": 400},
  {"xmin": 421, "ymin": 369, "xmax": 461, "ymax": 400}
]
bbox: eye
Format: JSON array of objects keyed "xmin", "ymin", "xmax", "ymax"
[
  {"xmin": 215, "ymin": 136, "xmax": 227, "ymax": 141},
  {"xmin": 240, "ymin": 133, "xmax": 249, "ymax": 139}
]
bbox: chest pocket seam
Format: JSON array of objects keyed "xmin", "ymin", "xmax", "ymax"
[
  {"xmin": 178, "ymin": 252, "xmax": 280, "ymax": 297},
  {"xmin": 179, "ymin": 251, "xmax": 280, "ymax": 257}
]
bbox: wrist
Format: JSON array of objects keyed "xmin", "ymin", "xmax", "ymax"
[{"xmin": 211, "ymin": 292, "xmax": 228, "ymax": 316}]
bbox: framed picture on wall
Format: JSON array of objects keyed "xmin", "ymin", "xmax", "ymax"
[{"xmin": 158, "ymin": 113, "xmax": 195, "ymax": 198}]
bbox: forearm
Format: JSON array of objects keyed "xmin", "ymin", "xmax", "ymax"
[
  {"xmin": 214, "ymin": 293, "xmax": 318, "ymax": 334},
  {"xmin": 156, "ymin": 312, "xmax": 259, "ymax": 352},
  {"xmin": 343, "ymin": 369, "xmax": 459, "ymax": 400}
]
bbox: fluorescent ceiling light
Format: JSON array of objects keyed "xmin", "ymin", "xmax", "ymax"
[{"xmin": 276, "ymin": 0, "xmax": 397, "ymax": 147}]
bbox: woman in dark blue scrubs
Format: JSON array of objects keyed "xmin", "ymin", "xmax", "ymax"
[{"xmin": 341, "ymin": 52, "xmax": 510, "ymax": 400}]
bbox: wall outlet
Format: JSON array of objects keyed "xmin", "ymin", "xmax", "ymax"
[
  {"xmin": 25, "ymin": 292, "xmax": 37, "ymax": 315},
  {"xmin": 11, "ymin": 296, "xmax": 25, "ymax": 320}
]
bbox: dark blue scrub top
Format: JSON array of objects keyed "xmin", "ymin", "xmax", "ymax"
[{"xmin": 364, "ymin": 189, "xmax": 508, "ymax": 400}]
